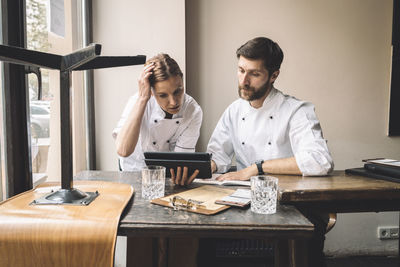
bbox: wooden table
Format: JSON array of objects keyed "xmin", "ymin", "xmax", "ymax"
[
  {"xmin": 277, "ymin": 170, "xmax": 400, "ymax": 266},
  {"xmin": 278, "ymin": 170, "xmax": 400, "ymax": 212},
  {"xmin": 76, "ymin": 171, "xmax": 314, "ymax": 267}
]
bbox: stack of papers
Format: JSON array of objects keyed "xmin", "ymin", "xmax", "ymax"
[
  {"xmin": 193, "ymin": 174, "xmax": 250, "ymax": 186},
  {"xmin": 363, "ymin": 158, "xmax": 400, "ymax": 179},
  {"xmin": 345, "ymin": 158, "xmax": 400, "ymax": 183},
  {"xmin": 215, "ymin": 189, "xmax": 251, "ymax": 208},
  {"xmin": 363, "ymin": 158, "xmax": 400, "ymax": 168}
]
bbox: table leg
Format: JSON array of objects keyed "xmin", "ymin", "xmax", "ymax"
[
  {"xmin": 126, "ymin": 237, "xmax": 169, "ymax": 267},
  {"xmin": 275, "ymin": 240, "xmax": 290, "ymax": 267},
  {"xmin": 127, "ymin": 237, "xmax": 153, "ymax": 267},
  {"xmin": 288, "ymin": 239, "xmax": 308, "ymax": 267},
  {"xmin": 153, "ymin": 237, "xmax": 168, "ymax": 267},
  {"xmin": 275, "ymin": 239, "xmax": 309, "ymax": 267}
]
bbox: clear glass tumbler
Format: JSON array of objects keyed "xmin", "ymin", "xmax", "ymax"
[
  {"xmin": 250, "ymin": 175, "xmax": 278, "ymax": 214},
  {"xmin": 141, "ymin": 166, "xmax": 166, "ymax": 200}
]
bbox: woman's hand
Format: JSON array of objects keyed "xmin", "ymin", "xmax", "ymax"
[
  {"xmin": 170, "ymin": 167, "xmax": 199, "ymax": 186},
  {"xmin": 138, "ymin": 63, "xmax": 155, "ymax": 101}
]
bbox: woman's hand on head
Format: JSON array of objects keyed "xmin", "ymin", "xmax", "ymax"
[{"xmin": 138, "ymin": 63, "xmax": 155, "ymax": 101}]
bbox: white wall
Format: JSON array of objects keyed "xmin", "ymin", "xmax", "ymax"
[
  {"xmin": 186, "ymin": 0, "xmax": 399, "ymax": 256},
  {"xmin": 93, "ymin": 2, "xmax": 185, "ymax": 266},
  {"xmin": 93, "ymin": 0, "xmax": 186, "ymax": 171}
]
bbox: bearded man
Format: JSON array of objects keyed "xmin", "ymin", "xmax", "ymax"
[
  {"xmin": 207, "ymin": 37, "xmax": 333, "ymax": 179},
  {"xmin": 205, "ymin": 37, "xmax": 334, "ymax": 267}
]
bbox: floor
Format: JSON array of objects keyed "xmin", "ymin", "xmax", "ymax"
[
  {"xmin": 195, "ymin": 256, "xmax": 399, "ymax": 267},
  {"xmin": 326, "ymin": 256, "xmax": 398, "ymax": 267},
  {"xmin": 115, "ymin": 237, "xmax": 399, "ymax": 267}
]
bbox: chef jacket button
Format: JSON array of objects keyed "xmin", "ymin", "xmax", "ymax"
[
  {"xmin": 242, "ymin": 142, "xmax": 245, "ymax": 145},
  {"xmin": 154, "ymin": 119, "xmax": 158, "ymax": 123},
  {"xmin": 268, "ymin": 142, "xmax": 271, "ymax": 145},
  {"xmin": 270, "ymin": 116, "xmax": 273, "ymax": 119},
  {"xmin": 153, "ymin": 141, "xmax": 156, "ymax": 145},
  {"xmin": 176, "ymin": 121, "xmax": 180, "ymax": 124},
  {"xmin": 242, "ymin": 117, "xmax": 245, "ymax": 121},
  {"xmin": 167, "ymin": 140, "xmax": 170, "ymax": 143}
]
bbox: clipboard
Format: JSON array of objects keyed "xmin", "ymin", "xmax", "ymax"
[{"xmin": 151, "ymin": 185, "xmax": 235, "ymax": 215}]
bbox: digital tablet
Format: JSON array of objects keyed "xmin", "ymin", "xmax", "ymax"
[{"xmin": 144, "ymin": 152, "xmax": 212, "ymax": 178}]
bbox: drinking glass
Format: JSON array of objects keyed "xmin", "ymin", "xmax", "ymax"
[
  {"xmin": 141, "ymin": 166, "xmax": 166, "ymax": 200},
  {"xmin": 250, "ymin": 175, "xmax": 278, "ymax": 214}
]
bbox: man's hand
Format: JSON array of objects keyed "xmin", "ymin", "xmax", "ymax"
[
  {"xmin": 216, "ymin": 167, "xmax": 254, "ymax": 181},
  {"xmin": 170, "ymin": 167, "xmax": 199, "ymax": 186},
  {"xmin": 216, "ymin": 164, "xmax": 257, "ymax": 181}
]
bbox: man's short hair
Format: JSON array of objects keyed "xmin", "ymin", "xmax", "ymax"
[{"xmin": 236, "ymin": 37, "xmax": 284, "ymax": 74}]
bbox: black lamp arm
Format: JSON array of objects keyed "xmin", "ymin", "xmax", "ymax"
[
  {"xmin": 0, "ymin": 44, "xmax": 61, "ymax": 69},
  {"xmin": 61, "ymin": 43, "xmax": 101, "ymax": 71}
]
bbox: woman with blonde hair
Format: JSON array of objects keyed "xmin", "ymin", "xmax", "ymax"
[{"xmin": 113, "ymin": 54, "xmax": 202, "ymax": 185}]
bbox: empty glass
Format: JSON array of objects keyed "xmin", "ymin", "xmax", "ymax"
[
  {"xmin": 141, "ymin": 166, "xmax": 166, "ymax": 200},
  {"xmin": 250, "ymin": 175, "xmax": 278, "ymax": 214}
]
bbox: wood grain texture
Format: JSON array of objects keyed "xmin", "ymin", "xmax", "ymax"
[
  {"xmin": 0, "ymin": 181, "xmax": 134, "ymax": 267},
  {"xmin": 278, "ymin": 171, "xmax": 400, "ymax": 201},
  {"xmin": 277, "ymin": 171, "xmax": 400, "ymax": 212}
]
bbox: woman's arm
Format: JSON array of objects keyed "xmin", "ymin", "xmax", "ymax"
[{"xmin": 115, "ymin": 63, "xmax": 154, "ymax": 157}]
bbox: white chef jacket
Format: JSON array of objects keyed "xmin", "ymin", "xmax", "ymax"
[
  {"xmin": 207, "ymin": 88, "xmax": 333, "ymax": 176},
  {"xmin": 113, "ymin": 93, "xmax": 203, "ymax": 171}
]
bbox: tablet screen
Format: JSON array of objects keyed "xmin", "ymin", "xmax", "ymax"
[{"xmin": 144, "ymin": 152, "xmax": 212, "ymax": 178}]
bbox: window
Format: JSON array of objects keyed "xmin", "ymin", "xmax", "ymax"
[
  {"xmin": 1, "ymin": 0, "xmax": 91, "ymax": 198},
  {"xmin": 26, "ymin": 0, "xmax": 87, "ymax": 182}
]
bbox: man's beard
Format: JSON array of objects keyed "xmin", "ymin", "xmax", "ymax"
[{"xmin": 238, "ymin": 78, "xmax": 272, "ymax": 101}]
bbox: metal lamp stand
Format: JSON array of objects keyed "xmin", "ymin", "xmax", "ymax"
[{"xmin": 0, "ymin": 43, "xmax": 145, "ymax": 205}]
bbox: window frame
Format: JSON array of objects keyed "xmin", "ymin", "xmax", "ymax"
[
  {"xmin": 1, "ymin": 0, "xmax": 33, "ymax": 197},
  {"xmin": 389, "ymin": 0, "xmax": 400, "ymax": 136},
  {"xmin": 1, "ymin": 0, "xmax": 95, "ymax": 198}
]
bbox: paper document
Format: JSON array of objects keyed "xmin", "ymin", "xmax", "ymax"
[
  {"xmin": 215, "ymin": 189, "xmax": 251, "ymax": 207},
  {"xmin": 193, "ymin": 174, "xmax": 250, "ymax": 186},
  {"xmin": 231, "ymin": 188, "xmax": 251, "ymax": 199},
  {"xmin": 364, "ymin": 158, "xmax": 400, "ymax": 168}
]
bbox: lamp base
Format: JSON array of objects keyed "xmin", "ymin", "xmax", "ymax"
[{"xmin": 31, "ymin": 188, "xmax": 99, "ymax": 205}]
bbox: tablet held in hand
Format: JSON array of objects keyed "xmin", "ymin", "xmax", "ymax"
[{"xmin": 144, "ymin": 151, "xmax": 212, "ymax": 178}]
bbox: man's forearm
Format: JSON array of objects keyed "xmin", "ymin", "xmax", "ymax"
[
  {"xmin": 244, "ymin": 157, "xmax": 302, "ymax": 177},
  {"xmin": 215, "ymin": 157, "xmax": 302, "ymax": 182},
  {"xmin": 261, "ymin": 157, "xmax": 301, "ymax": 175}
]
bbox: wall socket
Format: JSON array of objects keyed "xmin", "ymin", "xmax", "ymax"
[{"xmin": 377, "ymin": 226, "xmax": 399, "ymax": 240}]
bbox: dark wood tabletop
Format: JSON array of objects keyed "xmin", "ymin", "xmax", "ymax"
[
  {"xmin": 75, "ymin": 170, "xmax": 314, "ymax": 240},
  {"xmin": 277, "ymin": 170, "xmax": 400, "ymax": 213}
]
